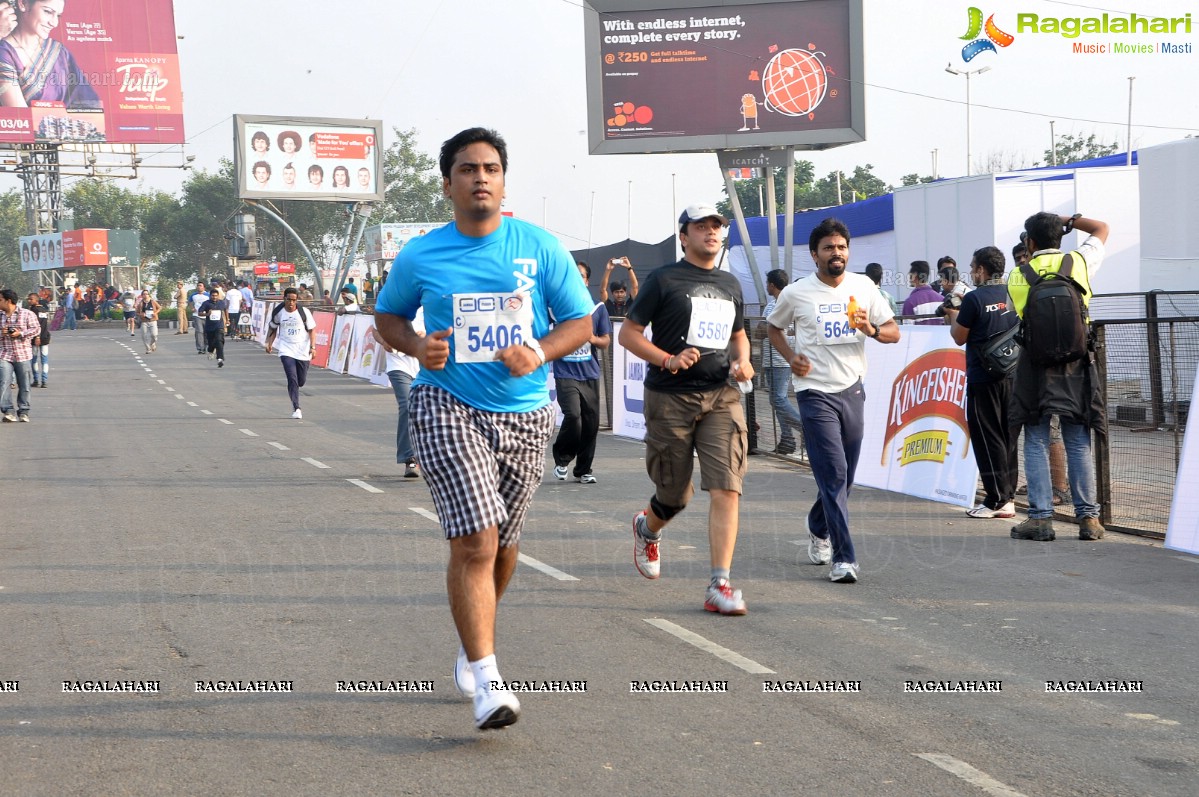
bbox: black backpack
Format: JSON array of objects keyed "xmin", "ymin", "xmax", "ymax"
[{"xmin": 1018, "ymin": 253, "xmax": 1090, "ymax": 366}]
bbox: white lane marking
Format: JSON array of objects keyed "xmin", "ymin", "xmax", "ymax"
[
  {"xmin": 409, "ymin": 507, "xmax": 439, "ymax": 523},
  {"xmin": 175, "ymin": 394, "xmax": 184, "ymax": 399},
  {"xmin": 147, "ymin": 373, "xmax": 156, "ymax": 378},
  {"xmin": 218, "ymin": 419, "xmax": 233, "ymax": 425},
  {"xmin": 1174, "ymin": 556, "xmax": 1199, "ymax": 564},
  {"xmin": 302, "ymin": 457, "xmax": 330, "ymax": 469},
  {"xmin": 914, "ymin": 753, "xmax": 1029, "ymax": 797},
  {"xmin": 268, "ymin": 442, "xmax": 289, "ymax": 451},
  {"xmin": 200, "ymin": 410, "xmax": 213, "ymax": 415},
  {"xmin": 187, "ymin": 402, "xmax": 197, "ymax": 407},
  {"xmin": 517, "ymin": 554, "xmax": 579, "ymax": 582},
  {"xmin": 348, "ymin": 479, "xmax": 383, "ymax": 494},
  {"xmin": 642, "ymin": 619, "xmax": 775, "ymax": 674},
  {"xmin": 163, "ymin": 386, "xmax": 174, "ymax": 391},
  {"xmin": 239, "ymin": 429, "xmax": 259, "ymax": 437},
  {"xmin": 158, "ymin": 380, "xmax": 166, "ymax": 384}
]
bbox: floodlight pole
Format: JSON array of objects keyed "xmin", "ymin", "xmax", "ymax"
[
  {"xmin": 329, "ymin": 203, "xmax": 373, "ymax": 297},
  {"xmin": 719, "ymin": 154, "xmax": 766, "ymax": 306},
  {"xmin": 945, "ymin": 63, "xmax": 991, "ymax": 176},
  {"xmin": 244, "ymin": 199, "xmax": 325, "ymax": 296},
  {"xmin": 783, "ymin": 147, "xmax": 795, "ymax": 279}
]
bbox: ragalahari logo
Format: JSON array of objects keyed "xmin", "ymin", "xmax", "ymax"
[{"xmin": 959, "ymin": 7, "xmax": 1015, "ymax": 62}]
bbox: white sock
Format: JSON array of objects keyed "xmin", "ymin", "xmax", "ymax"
[{"xmin": 469, "ymin": 654, "xmax": 499, "ymax": 691}]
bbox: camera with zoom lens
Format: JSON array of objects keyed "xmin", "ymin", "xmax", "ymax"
[{"xmin": 935, "ymin": 294, "xmax": 962, "ymax": 317}]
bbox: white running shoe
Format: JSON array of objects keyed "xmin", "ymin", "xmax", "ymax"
[
  {"xmin": 290, "ymin": 409, "xmax": 302, "ymax": 419},
  {"xmin": 553, "ymin": 465, "xmax": 568, "ymax": 480},
  {"xmin": 632, "ymin": 511, "xmax": 660, "ymax": 579},
  {"xmin": 703, "ymin": 578, "xmax": 747, "ymax": 615},
  {"xmin": 454, "ymin": 646, "xmax": 476, "ymax": 699},
  {"xmin": 577, "ymin": 473, "xmax": 597, "ymax": 484},
  {"xmin": 828, "ymin": 562, "xmax": 860, "ymax": 583},
  {"xmin": 473, "ymin": 680, "xmax": 520, "ymax": 730},
  {"xmin": 807, "ymin": 529, "xmax": 832, "ymax": 565}
]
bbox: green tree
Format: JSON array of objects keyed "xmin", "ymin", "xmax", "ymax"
[
  {"xmin": 901, "ymin": 173, "xmax": 936, "ymax": 186},
  {"xmin": 0, "ymin": 190, "xmax": 29, "ymax": 292},
  {"xmin": 375, "ymin": 127, "xmax": 453, "ymax": 223},
  {"xmin": 718, "ymin": 158, "xmax": 891, "ymax": 218},
  {"xmin": 1041, "ymin": 133, "xmax": 1120, "ymax": 167}
]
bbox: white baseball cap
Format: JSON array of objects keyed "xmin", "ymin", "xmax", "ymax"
[{"xmin": 679, "ymin": 203, "xmax": 728, "ymax": 228}]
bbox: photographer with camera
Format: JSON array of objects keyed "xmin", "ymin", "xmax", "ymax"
[
  {"xmin": 601, "ymin": 255, "xmax": 639, "ymax": 317},
  {"xmin": 935, "ymin": 263, "xmax": 972, "ymax": 321},
  {"xmin": 1007, "ymin": 211, "xmax": 1110, "ymax": 543},
  {"xmin": 0, "ymin": 288, "xmax": 39, "ymax": 422}
]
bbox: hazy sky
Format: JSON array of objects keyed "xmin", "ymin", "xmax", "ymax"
[{"xmin": 135, "ymin": 0, "xmax": 1198, "ymax": 251}]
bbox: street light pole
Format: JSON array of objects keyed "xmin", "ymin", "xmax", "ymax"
[{"xmin": 945, "ymin": 63, "xmax": 991, "ymax": 176}]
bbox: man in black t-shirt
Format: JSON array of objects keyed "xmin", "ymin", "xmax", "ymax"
[
  {"xmin": 26, "ymin": 292, "xmax": 50, "ymax": 388},
  {"xmin": 946, "ymin": 245, "xmax": 1020, "ymax": 519},
  {"xmin": 617, "ymin": 203, "xmax": 754, "ymax": 616}
]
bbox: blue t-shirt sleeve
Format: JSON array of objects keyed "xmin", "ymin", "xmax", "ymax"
[
  {"xmin": 375, "ymin": 250, "xmax": 419, "ymax": 318},
  {"xmin": 543, "ymin": 243, "xmax": 593, "ymax": 324}
]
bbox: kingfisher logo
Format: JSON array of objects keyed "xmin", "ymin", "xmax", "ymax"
[
  {"xmin": 959, "ymin": 7, "xmax": 1015, "ymax": 62},
  {"xmin": 883, "ymin": 349, "xmax": 970, "ymax": 467}
]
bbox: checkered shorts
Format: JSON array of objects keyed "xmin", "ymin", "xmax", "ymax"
[{"xmin": 409, "ymin": 385, "xmax": 555, "ymax": 545}]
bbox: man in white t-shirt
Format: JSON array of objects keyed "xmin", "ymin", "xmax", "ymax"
[
  {"xmin": 264, "ymin": 287, "xmax": 317, "ymax": 419},
  {"xmin": 766, "ymin": 217, "xmax": 900, "ymax": 584},
  {"xmin": 224, "ymin": 282, "xmax": 243, "ymax": 338}
]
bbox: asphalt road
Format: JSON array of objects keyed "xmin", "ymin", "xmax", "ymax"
[{"xmin": 1, "ymin": 324, "xmax": 1196, "ymax": 797}]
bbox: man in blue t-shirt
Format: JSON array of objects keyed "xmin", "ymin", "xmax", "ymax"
[
  {"xmin": 947, "ymin": 246, "xmax": 1020, "ymax": 520},
  {"xmin": 374, "ymin": 127, "xmax": 593, "ymax": 731},
  {"xmin": 551, "ymin": 261, "xmax": 611, "ymax": 484}
]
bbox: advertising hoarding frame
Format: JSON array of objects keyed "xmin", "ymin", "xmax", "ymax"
[
  {"xmin": 234, "ymin": 115, "xmax": 385, "ymax": 203},
  {"xmin": 583, "ymin": 0, "xmax": 865, "ymax": 155},
  {"xmin": 0, "ymin": 0, "xmax": 184, "ymax": 145}
]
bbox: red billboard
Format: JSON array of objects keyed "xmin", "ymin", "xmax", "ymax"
[
  {"xmin": 0, "ymin": 0, "xmax": 184, "ymax": 144},
  {"xmin": 60, "ymin": 229, "xmax": 108, "ymax": 267}
]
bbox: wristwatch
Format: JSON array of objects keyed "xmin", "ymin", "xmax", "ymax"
[
  {"xmin": 868, "ymin": 323, "xmax": 881, "ymax": 340},
  {"xmin": 523, "ymin": 338, "xmax": 546, "ymax": 364},
  {"xmin": 1064, "ymin": 213, "xmax": 1082, "ymax": 233}
]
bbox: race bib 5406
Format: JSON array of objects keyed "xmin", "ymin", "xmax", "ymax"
[{"xmin": 452, "ymin": 292, "xmax": 534, "ymax": 364}]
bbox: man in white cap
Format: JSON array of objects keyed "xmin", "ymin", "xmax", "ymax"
[{"xmin": 617, "ymin": 203, "xmax": 755, "ymax": 615}]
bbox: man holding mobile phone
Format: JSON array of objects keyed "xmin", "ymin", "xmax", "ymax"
[{"xmin": 601, "ymin": 256, "xmax": 638, "ymax": 316}]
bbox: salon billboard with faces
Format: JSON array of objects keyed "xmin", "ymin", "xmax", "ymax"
[
  {"xmin": 18, "ymin": 232, "xmax": 62, "ymax": 271},
  {"xmin": 234, "ymin": 115, "xmax": 385, "ymax": 203},
  {"xmin": 0, "ymin": 0, "xmax": 184, "ymax": 144}
]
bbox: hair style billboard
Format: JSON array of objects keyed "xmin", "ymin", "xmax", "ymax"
[
  {"xmin": 583, "ymin": 0, "xmax": 864, "ymax": 155},
  {"xmin": 234, "ymin": 115, "xmax": 385, "ymax": 203},
  {"xmin": 0, "ymin": 0, "xmax": 183, "ymax": 144}
]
